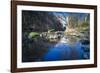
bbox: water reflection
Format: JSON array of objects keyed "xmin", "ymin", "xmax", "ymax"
[{"xmin": 43, "ymin": 35, "xmax": 90, "ymax": 61}]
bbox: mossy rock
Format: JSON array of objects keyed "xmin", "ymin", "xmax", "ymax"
[{"xmin": 28, "ymin": 32, "xmax": 39, "ymax": 39}]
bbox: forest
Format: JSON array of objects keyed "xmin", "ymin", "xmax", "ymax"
[{"xmin": 22, "ymin": 10, "xmax": 90, "ymax": 62}]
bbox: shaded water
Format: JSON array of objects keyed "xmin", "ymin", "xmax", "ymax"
[
  {"xmin": 22, "ymin": 35, "xmax": 90, "ymax": 62},
  {"xmin": 43, "ymin": 36, "xmax": 90, "ymax": 61}
]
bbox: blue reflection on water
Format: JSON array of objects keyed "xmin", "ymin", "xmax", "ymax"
[{"xmin": 43, "ymin": 41, "xmax": 89, "ymax": 61}]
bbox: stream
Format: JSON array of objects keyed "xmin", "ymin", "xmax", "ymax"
[{"xmin": 43, "ymin": 36, "xmax": 90, "ymax": 61}]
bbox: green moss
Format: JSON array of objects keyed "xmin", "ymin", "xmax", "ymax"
[{"xmin": 28, "ymin": 32, "xmax": 39, "ymax": 38}]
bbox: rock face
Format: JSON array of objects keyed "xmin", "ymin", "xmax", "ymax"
[{"xmin": 22, "ymin": 10, "xmax": 64, "ymax": 32}]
